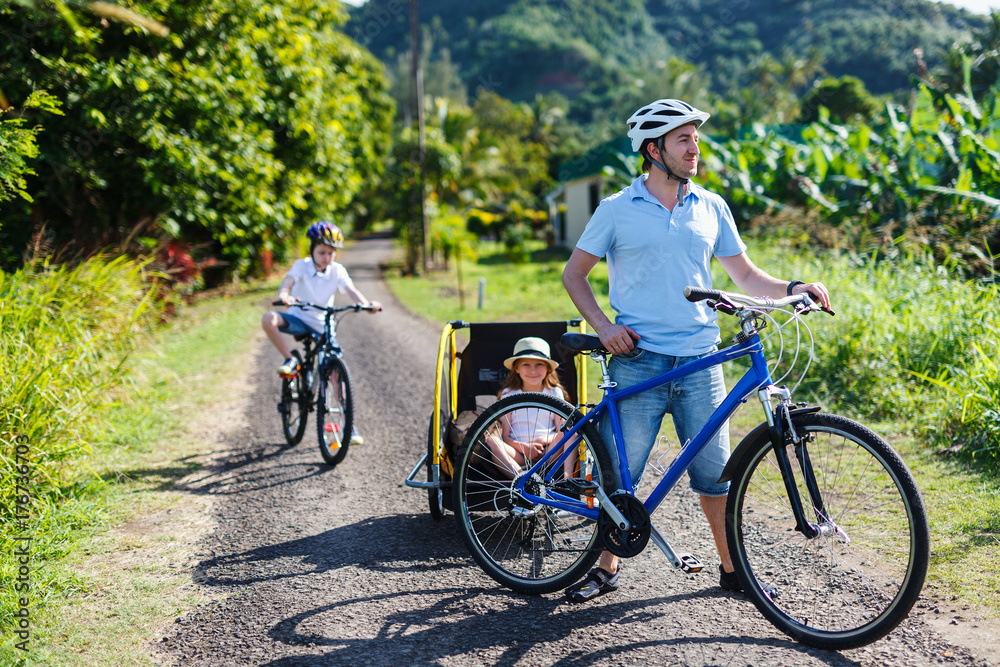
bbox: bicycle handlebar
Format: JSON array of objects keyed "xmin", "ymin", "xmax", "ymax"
[
  {"xmin": 271, "ymin": 299, "xmax": 380, "ymax": 313},
  {"xmin": 683, "ymin": 286, "xmax": 835, "ymax": 316}
]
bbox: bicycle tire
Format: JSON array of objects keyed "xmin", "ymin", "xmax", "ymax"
[
  {"xmin": 427, "ymin": 414, "xmax": 450, "ymax": 520},
  {"xmin": 726, "ymin": 412, "xmax": 929, "ymax": 650},
  {"xmin": 316, "ymin": 355, "xmax": 353, "ymax": 467},
  {"xmin": 452, "ymin": 392, "xmax": 613, "ymax": 594},
  {"xmin": 279, "ymin": 351, "xmax": 308, "ymax": 445}
]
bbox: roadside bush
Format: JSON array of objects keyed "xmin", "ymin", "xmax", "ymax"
[
  {"xmin": 0, "ymin": 254, "xmax": 161, "ymax": 633},
  {"xmin": 501, "ymin": 222, "xmax": 531, "ymax": 263},
  {"xmin": 924, "ymin": 336, "xmax": 1000, "ymax": 460},
  {"xmin": 0, "ymin": 0, "xmax": 393, "ymax": 275},
  {"xmin": 806, "ymin": 254, "xmax": 993, "ymax": 419},
  {"xmin": 731, "ymin": 242, "xmax": 1000, "ymax": 450}
]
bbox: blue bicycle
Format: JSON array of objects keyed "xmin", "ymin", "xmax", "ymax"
[{"xmin": 452, "ymin": 287, "xmax": 929, "ymax": 650}]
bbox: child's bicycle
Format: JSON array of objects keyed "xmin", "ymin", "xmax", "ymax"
[
  {"xmin": 274, "ymin": 300, "xmax": 378, "ymax": 466},
  {"xmin": 451, "ymin": 287, "xmax": 929, "ymax": 650}
]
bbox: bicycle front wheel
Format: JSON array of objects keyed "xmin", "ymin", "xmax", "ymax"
[
  {"xmin": 279, "ymin": 351, "xmax": 308, "ymax": 446},
  {"xmin": 452, "ymin": 393, "xmax": 613, "ymax": 595},
  {"xmin": 316, "ymin": 355, "xmax": 353, "ymax": 467},
  {"xmin": 726, "ymin": 412, "xmax": 929, "ymax": 650}
]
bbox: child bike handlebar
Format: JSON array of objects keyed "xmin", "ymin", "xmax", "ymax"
[{"xmin": 271, "ymin": 300, "xmax": 381, "ymax": 313}]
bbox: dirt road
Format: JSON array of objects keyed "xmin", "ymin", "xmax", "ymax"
[{"xmin": 156, "ymin": 236, "xmax": 996, "ymax": 667}]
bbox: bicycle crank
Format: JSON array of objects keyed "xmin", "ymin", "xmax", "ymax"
[{"xmin": 598, "ymin": 493, "xmax": 650, "ymax": 558}]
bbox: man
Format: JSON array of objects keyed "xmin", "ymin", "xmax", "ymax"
[{"xmin": 561, "ymin": 98, "xmax": 831, "ymax": 603}]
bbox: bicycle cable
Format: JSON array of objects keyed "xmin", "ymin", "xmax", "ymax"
[{"xmin": 744, "ymin": 304, "xmax": 817, "ymax": 396}]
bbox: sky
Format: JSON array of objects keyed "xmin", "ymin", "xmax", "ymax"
[{"xmin": 938, "ymin": 0, "xmax": 1000, "ymax": 12}]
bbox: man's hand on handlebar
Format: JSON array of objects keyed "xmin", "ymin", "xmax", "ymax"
[
  {"xmin": 363, "ymin": 300, "xmax": 383, "ymax": 313},
  {"xmin": 278, "ymin": 293, "xmax": 299, "ymax": 306},
  {"xmin": 790, "ymin": 281, "xmax": 832, "ymax": 312},
  {"xmin": 595, "ymin": 322, "xmax": 640, "ymax": 356}
]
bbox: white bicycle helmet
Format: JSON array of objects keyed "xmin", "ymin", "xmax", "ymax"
[{"xmin": 626, "ymin": 99, "xmax": 710, "ymax": 152}]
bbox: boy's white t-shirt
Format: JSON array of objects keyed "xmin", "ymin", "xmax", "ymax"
[
  {"xmin": 500, "ymin": 387, "xmax": 564, "ymax": 442},
  {"xmin": 286, "ymin": 258, "xmax": 355, "ymax": 332}
]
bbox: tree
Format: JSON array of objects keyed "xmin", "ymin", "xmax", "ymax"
[
  {"xmin": 355, "ymin": 87, "xmax": 555, "ymax": 249},
  {"xmin": 0, "ymin": 0, "xmax": 394, "ymax": 274},
  {"xmin": 938, "ymin": 10, "xmax": 1000, "ymax": 99},
  {"xmin": 799, "ymin": 75, "xmax": 878, "ymax": 124},
  {"xmin": 0, "ymin": 92, "xmax": 61, "ymax": 205}
]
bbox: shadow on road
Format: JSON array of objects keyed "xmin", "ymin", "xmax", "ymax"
[
  {"xmin": 119, "ymin": 439, "xmax": 334, "ymax": 495},
  {"xmin": 255, "ymin": 588, "xmax": 858, "ymax": 667},
  {"xmin": 195, "ymin": 513, "xmax": 470, "ymax": 587},
  {"xmin": 182, "ymin": 512, "xmax": 858, "ymax": 667}
]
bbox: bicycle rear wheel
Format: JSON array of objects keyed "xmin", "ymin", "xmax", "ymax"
[
  {"xmin": 316, "ymin": 355, "xmax": 353, "ymax": 467},
  {"xmin": 452, "ymin": 393, "xmax": 613, "ymax": 595},
  {"xmin": 726, "ymin": 412, "xmax": 929, "ymax": 650},
  {"xmin": 278, "ymin": 351, "xmax": 308, "ymax": 445}
]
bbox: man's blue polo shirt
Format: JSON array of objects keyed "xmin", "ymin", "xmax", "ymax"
[{"xmin": 576, "ymin": 174, "xmax": 747, "ymax": 356}]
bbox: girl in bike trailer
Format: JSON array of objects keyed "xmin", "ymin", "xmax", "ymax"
[
  {"xmin": 261, "ymin": 221, "xmax": 382, "ymax": 377},
  {"xmin": 485, "ymin": 337, "xmax": 576, "ymax": 479}
]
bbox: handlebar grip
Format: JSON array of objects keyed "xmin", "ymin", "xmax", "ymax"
[{"xmin": 684, "ymin": 286, "xmax": 723, "ymax": 303}]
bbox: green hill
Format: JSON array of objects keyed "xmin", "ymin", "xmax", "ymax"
[
  {"xmin": 348, "ymin": 0, "xmax": 988, "ymax": 116},
  {"xmin": 649, "ymin": 0, "xmax": 989, "ymax": 94}
]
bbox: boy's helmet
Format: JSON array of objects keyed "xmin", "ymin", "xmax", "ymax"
[
  {"xmin": 626, "ymin": 99, "xmax": 710, "ymax": 152},
  {"xmin": 306, "ymin": 221, "xmax": 344, "ymax": 248}
]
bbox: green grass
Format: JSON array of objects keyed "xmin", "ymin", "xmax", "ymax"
[
  {"xmin": 902, "ymin": 440, "xmax": 1000, "ymax": 610},
  {"xmin": 388, "ymin": 242, "xmax": 587, "ymax": 323},
  {"xmin": 385, "ymin": 239, "xmax": 1000, "ymax": 616},
  {"xmin": 1, "ymin": 278, "xmax": 277, "ymax": 666}
]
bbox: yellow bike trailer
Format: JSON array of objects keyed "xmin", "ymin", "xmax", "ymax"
[{"xmin": 404, "ymin": 319, "xmax": 589, "ymax": 519}]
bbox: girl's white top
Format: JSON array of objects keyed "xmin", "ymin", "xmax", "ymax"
[{"xmin": 500, "ymin": 387, "xmax": 564, "ymax": 442}]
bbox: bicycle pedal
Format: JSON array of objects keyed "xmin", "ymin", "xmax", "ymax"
[
  {"xmin": 562, "ymin": 477, "xmax": 600, "ymax": 492},
  {"xmin": 678, "ymin": 553, "xmax": 703, "ymax": 573}
]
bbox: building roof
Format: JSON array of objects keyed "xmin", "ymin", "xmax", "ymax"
[{"xmin": 555, "ymin": 137, "xmax": 635, "ymax": 183}]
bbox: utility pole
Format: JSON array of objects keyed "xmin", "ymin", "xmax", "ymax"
[{"xmin": 409, "ymin": 0, "xmax": 427, "ymax": 274}]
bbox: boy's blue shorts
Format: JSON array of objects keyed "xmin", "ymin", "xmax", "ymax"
[{"xmin": 277, "ymin": 312, "xmax": 321, "ymax": 340}]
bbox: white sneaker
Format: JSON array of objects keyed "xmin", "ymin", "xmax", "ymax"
[
  {"xmin": 350, "ymin": 427, "xmax": 364, "ymax": 446},
  {"xmin": 277, "ymin": 357, "xmax": 298, "ymax": 376}
]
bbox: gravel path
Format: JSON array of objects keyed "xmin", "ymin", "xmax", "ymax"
[{"xmin": 156, "ymin": 237, "xmax": 996, "ymax": 667}]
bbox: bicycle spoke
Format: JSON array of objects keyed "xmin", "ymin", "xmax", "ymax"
[
  {"xmin": 454, "ymin": 393, "xmax": 611, "ymax": 594},
  {"xmin": 317, "ymin": 357, "xmax": 352, "ymax": 466},
  {"xmin": 729, "ymin": 413, "xmax": 928, "ymax": 649}
]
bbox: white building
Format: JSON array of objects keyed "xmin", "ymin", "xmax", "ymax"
[{"xmin": 547, "ymin": 138, "xmax": 635, "ymax": 249}]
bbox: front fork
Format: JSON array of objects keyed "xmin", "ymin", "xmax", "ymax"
[{"xmin": 757, "ymin": 387, "xmax": 835, "ymax": 541}]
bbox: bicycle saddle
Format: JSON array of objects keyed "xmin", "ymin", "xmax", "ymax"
[{"xmin": 561, "ymin": 332, "xmax": 607, "ymax": 354}]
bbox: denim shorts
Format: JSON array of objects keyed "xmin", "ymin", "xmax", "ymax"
[
  {"xmin": 277, "ymin": 312, "xmax": 323, "ymax": 341},
  {"xmin": 599, "ymin": 346, "xmax": 731, "ymax": 497}
]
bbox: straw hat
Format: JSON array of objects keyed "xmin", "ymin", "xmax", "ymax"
[{"xmin": 504, "ymin": 337, "xmax": 558, "ymax": 371}]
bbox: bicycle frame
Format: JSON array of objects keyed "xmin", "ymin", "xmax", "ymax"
[
  {"xmin": 453, "ymin": 290, "xmax": 928, "ymax": 648},
  {"xmin": 511, "ymin": 329, "xmax": 774, "ymax": 525},
  {"xmin": 290, "ymin": 303, "xmax": 350, "ymax": 378}
]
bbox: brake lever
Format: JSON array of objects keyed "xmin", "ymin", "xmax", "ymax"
[
  {"xmin": 795, "ymin": 293, "xmax": 836, "ymax": 317},
  {"xmin": 708, "ymin": 298, "xmax": 740, "ymax": 315}
]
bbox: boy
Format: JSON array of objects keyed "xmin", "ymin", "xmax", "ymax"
[{"xmin": 261, "ymin": 221, "xmax": 382, "ymax": 443}]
